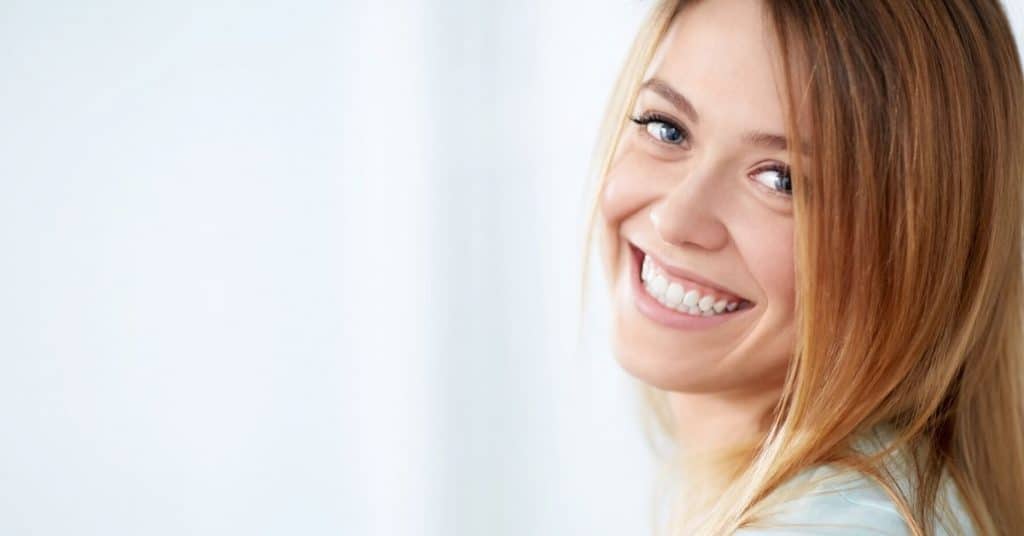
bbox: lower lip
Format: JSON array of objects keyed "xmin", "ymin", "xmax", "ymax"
[{"xmin": 628, "ymin": 245, "xmax": 754, "ymax": 330}]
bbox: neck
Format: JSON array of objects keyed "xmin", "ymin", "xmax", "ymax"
[
  {"xmin": 668, "ymin": 385, "xmax": 782, "ymax": 453},
  {"xmin": 661, "ymin": 386, "xmax": 785, "ymax": 534}
]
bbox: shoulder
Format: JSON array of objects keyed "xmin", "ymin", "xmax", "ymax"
[
  {"xmin": 733, "ymin": 464, "xmax": 912, "ymax": 535},
  {"xmin": 734, "ymin": 428, "xmax": 976, "ymax": 536}
]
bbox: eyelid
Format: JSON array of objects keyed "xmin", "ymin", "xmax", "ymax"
[
  {"xmin": 749, "ymin": 164, "xmax": 793, "ymax": 198},
  {"xmin": 629, "ymin": 110, "xmax": 689, "ymax": 147}
]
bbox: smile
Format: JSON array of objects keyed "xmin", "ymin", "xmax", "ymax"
[{"xmin": 628, "ymin": 243, "xmax": 755, "ymax": 329}]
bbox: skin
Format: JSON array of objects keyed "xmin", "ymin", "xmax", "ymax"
[{"xmin": 599, "ymin": 0, "xmax": 806, "ymax": 450}]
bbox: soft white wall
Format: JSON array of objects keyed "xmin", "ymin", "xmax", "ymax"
[
  {"xmin": 0, "ymin": 1, "xmax": 652, "ymax": 535},
  {"xmin": 2, "ymin": 2, "xmax": 354, "ymax": 534}
]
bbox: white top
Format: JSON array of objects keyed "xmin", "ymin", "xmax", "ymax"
[{"xmin": 733, "ymin": 427, "xmax": 977, "ymax": 535}]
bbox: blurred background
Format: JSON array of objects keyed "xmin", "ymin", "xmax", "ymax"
[
  {"xmin": 0, "ymin": 1, "xmax": 656, "ymax": 535},
  {"xmin": 6, "ymin": 1, "xmax": 1024, "ymax": 535}
]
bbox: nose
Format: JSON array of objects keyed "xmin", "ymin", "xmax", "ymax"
[{"xmin": 649, "ymin": 165, "xmax": 730, "ymax": 251}]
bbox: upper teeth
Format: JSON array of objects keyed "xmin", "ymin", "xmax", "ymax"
[{"xmin": 641, "ymin": 254, "xmax": 743, "ymax": 316}]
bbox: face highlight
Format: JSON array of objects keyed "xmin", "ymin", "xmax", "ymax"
[{"xmin": 599, "ymin": 0, "xmax": 802, "ymax": 394}]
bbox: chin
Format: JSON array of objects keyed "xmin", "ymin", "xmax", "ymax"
[{"xmin": 609, "ymin": 327, "xmax": 733, "ymax": 392}]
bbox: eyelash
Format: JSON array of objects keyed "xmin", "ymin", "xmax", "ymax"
[
  {"xmin": 630, "ymin": 111, "xmax": 689, "ymax": 146},
  {"xmin": 628, "ymin": 111, "xmax": 793, "ymax": 198},
  {"xmin": 751, "ymin": 165, "xmax": 793, "ymax": 198}
]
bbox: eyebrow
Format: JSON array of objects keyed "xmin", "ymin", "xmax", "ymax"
[{"xmin": 639, "ymin": 77, "xmax": 810, "ymax": 155}]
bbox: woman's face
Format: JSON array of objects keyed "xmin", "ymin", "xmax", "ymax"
[{"xmin": 600, "ymin": 0, "xmax": 803, "ymax": 394}]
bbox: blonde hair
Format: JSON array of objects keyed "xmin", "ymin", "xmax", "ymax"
[{"xmin": 580, "ymin": 1, "xmax": 1024, "ymax": 534}]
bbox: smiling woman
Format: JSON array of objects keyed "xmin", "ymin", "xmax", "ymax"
[{"xmin": 582, "ymin": 0, "xmax": 1024, "ymax": 534}]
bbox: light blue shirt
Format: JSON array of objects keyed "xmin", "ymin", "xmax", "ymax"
[{"xmin": 733, "ymin": 428, "xmax": 977, "ymax": 535}]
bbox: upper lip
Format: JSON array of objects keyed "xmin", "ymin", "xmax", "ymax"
[{"xmin": 631, "ymin": 242, "xmax": 750, "ymax": 301}]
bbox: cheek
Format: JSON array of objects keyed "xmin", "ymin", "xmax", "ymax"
[
  {"xmin": 599, "ymin": 151, "xmax": 660, "ymax": 227},
  {"xmin": 726, "ymin": 220, "xmax": 797, "ymax": 386},
  {"xmin": 737, "ymin": 218, "xmax": 796, "ymax": 308},
  {"xmin": 598, "ymin": 150, "xmax": 663, "ymax": 272}
]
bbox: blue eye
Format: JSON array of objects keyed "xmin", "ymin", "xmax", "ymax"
[
  {"xmin": 630, "ymin": 112, "xmax": 688, "ymax": 146},
  {"xmin": 751, "ymin": 165, "xmax": 793, "ymax": 196}
]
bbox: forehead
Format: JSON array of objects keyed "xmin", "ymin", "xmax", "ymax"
[{"xmin": 643, "ymin": 0, "xmax": 788, "ymax": 133}]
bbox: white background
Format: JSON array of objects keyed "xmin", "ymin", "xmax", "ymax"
[{"xmin": 2, "ymin": 1, "xmax": 1021, "ymax": 535}]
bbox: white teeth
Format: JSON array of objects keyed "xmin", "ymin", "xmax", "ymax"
[
  {"xmin": 665, "ymin": 283, "xmax": 684, "ymax": 307},
  {"xmin": 639, "ymin": 253, "xmax": 746, "ymax": 317},
  {"xmin": 651, "ymin": 274, "xmax": 668, "ymax": 295}
]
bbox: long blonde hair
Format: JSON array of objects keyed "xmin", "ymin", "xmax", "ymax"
[{"xmin": 580, "ymin": 1, "xmax": 1024, "ymax": 534}]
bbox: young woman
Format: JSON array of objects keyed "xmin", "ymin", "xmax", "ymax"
[{"xmin": 584, "ymin": 0, "xmax": 1024, "ymax": 534}]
